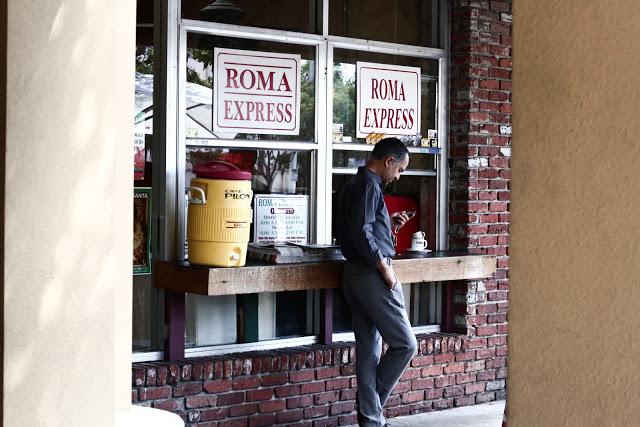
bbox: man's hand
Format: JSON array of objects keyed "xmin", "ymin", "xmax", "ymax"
[
  {"xmin": 390, "ymin": 210, "xmax": 414, "ymax": 233},
  {"xmin": 377, "ymin": 258, "xmax": 398, "ymax": 289}
]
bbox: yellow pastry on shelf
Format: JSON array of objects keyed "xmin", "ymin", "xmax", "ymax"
[{"xmin": 365, "ymin": 132, "xmax": 386, "ymax": 145}]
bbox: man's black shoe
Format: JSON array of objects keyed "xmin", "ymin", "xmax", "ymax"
[{"xmin": 357, "ymin": 412, "xmax": 393, "ymax": 427}]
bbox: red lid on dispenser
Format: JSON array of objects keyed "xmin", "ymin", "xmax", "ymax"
[{"xmin": 192, "ymin": 161, "xmax": 252, "ymax": 180}]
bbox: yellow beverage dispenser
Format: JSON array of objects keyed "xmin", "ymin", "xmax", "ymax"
[{"xmin": 187, "ymin": 161, "xmax": 253, "ymax": 267}]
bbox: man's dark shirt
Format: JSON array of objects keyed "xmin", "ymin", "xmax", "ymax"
[{"xmin": 338, "ymin": 166, "xmax": 395, "ymax": 266}]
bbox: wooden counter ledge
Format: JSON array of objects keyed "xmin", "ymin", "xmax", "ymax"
[{"xmin": 154, "ymin": 252, "xmax": 497, "ymax": 296}]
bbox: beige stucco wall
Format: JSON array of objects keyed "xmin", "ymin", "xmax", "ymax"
[
  {"xmin": 3, "ymin": 1, "xmax": 135, "ymax": 425},
  {"xmin": 510, "ymin": 1, "xmax": 640, "ymax": 425}
]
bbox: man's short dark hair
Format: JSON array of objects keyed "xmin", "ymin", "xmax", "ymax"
[{"xmin": 371, "ymin": 137, "xmax": 409, "ymax": 162}]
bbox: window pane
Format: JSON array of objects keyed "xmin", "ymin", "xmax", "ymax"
[
  {"xmin": 186, "ymin": 290, "xmax": 317, "ymax": 347},
  {"xmin": 410, "ymin": 282, "xmax": 442, "ymax": 326},
  {"xmin": 275, "ymin": 290, "xmax": 316, "ymax": 337},
  {"xmin": 182, "ymin": 0, "xmax": 322, "ymax": 34},
  {"xmin": 133, "ymin": 7, "xmax": 163, "ymax": 352},
  {"xmin": 332, "ymin": 174, "xmax": 436, "ymax": 252},
  {"xmin": 137, "ymin": 0, "xmax": 153, "ymax": 25},
  {"xmin": 186, "ymin": 147, "xmax": 312, "ymax": 198},
  {"xmin": 134, "ymin": 26, "xmax": 154, "ymax": 174},
  {"xmin": 333, "ymin": 282, "xmax": 441, "ymax": 332},
  {"xmin": 133, "ymin": 275, "xmax": 164, "ymax": 352},
  {"xmin": 333, "ymin": 288, "xmax": 352, "ymax": 332},
  {"xmin": 184, "ymin": 147, "xmax": 316, "ymax": 347},
  {"xmin": 185, "ymin": 34, "xmax": 316, "ymax": 143},
  {"xmin": 185, "ymin": 147, "xmax": 313, "ymax": 253},
  {"xmin": 185, "ymin": 147, "xmax": 314, "ymax": 260},
  {"xmin": 329, "ymin": 0, "xmax": 442, "ymax": 48},
  {"xmin": 333, "ymin": 49, "xmax": 438, "ymax": 146},
  {"xmin": 186, "ymin": 294, "xmax": 237, "ymax": 347}
]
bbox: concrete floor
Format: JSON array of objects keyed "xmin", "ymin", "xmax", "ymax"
[{"xmin": 348, "ymin": 400, "xmax": 506, "ymax": 427}]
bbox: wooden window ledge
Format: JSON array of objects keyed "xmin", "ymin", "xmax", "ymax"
[{"xmin": 154, "ymin": 252, "xmax": 496, "ymax": 296}]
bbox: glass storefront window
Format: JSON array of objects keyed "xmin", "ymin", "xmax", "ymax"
[
  {"xmin": 182, "ymin": 0, "xmax": 322, "ymax": 34},
  {"xmin": 329, "ymin": 0, "xmax": 442, "ymax": 48},
  {"xmin": 133, "ymin": 0, "xmax": 449, "ymax": 358}
]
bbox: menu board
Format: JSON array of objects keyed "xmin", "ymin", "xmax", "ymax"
[{"xmin": 254, "ymin": 195, "xmax": 308, "ymax": 244}]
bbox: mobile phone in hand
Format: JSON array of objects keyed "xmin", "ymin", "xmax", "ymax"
[{"xmin": 393, "ymin": 211, "xmax": 416, "ymax": 233}]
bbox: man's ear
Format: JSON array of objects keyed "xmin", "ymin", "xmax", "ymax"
[{"xmin": 384, "ymin": 156, "xmax": 395, "ymax": 168}]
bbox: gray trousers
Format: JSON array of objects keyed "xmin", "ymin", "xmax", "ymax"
[{"xmin": 342, "ymin": 262, "xmax": 418, "ymax": 427}]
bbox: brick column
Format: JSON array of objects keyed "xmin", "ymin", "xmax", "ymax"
[{"xmin": 448, "ymin": 0, "xmax": 512, "ymax": 401}]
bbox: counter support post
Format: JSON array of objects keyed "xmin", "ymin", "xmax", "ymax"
[
  {"xmin": 164, "ymin": 290, "xmax": 186, "ymax": 360},
  {"xmin": 320, "ymin": 289, "xmax": 333, "ymax": 345}
]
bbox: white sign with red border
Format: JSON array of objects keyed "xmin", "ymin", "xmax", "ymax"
[
  {"xmin": 213, "ymin": 48, "xmax": 301, "ymax": 135},
  {"xmin": 356, "ymin": 61, "xmax": 421, "ymax": 138}
]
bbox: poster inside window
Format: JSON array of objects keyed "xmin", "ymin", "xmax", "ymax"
[{"xmin": 133, "ymin": 187, "xmax": 152, "ymax": 275}]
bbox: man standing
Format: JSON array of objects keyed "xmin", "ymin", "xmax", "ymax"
[{"xmin": 337, "ymin": 137, "xmax": 418, "ymax": 427}]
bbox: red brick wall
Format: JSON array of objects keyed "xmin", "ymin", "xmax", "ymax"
[
  {"xmin": 132, "ymin": 1, "xmax": 512, "ymax": 424},
  {"xmin": 448, "ymin": 0, "xmax": 511, "ymax": 399},
  {"xmin": 133, "ymin": 334, "xmax": 507, "ymax": 425}
]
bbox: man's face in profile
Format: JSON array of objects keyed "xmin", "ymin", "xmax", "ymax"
[{"xmin": 381, "ymin": 154, "xmax": 409, "ymax": 186}]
